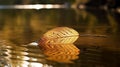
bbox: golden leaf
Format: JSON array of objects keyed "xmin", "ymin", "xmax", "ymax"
[
  {"xmin": 38, "ymin": 27, "xmax": 80, "ymax": 63},
  {"xmin": 39, "ymin": 27, "xmax": 79, "ymax": 44}
]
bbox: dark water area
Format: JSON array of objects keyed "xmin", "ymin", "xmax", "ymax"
[{"xmin": 0, "ymin": 9, "xmax": 120, "ymax": 67}]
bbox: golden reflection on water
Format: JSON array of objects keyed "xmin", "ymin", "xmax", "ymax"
[
  {"xmin": 39, "ymin": 44, "xmax": 80, "ymax": 63},
  {"xmin": 0, "ymin": 9, "xmax": 120, "ymax": 67}
]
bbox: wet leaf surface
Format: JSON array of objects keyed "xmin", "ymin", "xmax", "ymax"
[{"xmin": 40, "ymin": 27, "xmax": 79, "ymax": 44}]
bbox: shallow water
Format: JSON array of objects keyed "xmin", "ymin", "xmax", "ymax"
[{"xmin": 0, "ymin": 9, "xmax": 120, "ymax": 67}]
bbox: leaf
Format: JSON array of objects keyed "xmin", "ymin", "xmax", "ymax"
[
  {"xmin": 39, "ymin": 27, "xmax": 79, "ymax": 44},
  {"xmin": 38, "ymin": 27, "xmax": 80, "ymax": 63}
]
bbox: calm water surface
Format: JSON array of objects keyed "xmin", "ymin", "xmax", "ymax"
[{"xmin": 0, "ymin": 9, "xmax": 120, "ymax": 67}]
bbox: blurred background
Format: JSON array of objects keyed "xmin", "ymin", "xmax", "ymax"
[{"xmin": 0, "ymin": 0, "xmax": 120, "ymax": 67}]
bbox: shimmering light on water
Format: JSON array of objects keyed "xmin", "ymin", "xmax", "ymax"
[
  {"xmin": 117, "ymin": 8, "xmax": 120, "ymax": 13},
  {"xmin": 17, "ymin": 61, "xmax": 29, "ymax": 67},
  {"xmin": 0, "ymin": 4, "xmax": 64, "ymax": 9},
  {"xmin": 29, "ymin": 63, "xmax": 43, "ymax": 67},
  {"xmin": 13, "ymin": 4, "xmax": 43, "ymax": 9},
  {"xmin": 29, "ymin": 42, "xmax": 38, "ymax": 46}
]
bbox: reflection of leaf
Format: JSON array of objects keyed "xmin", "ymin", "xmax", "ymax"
[
  {"xmin": 39, "ymin": 27, "xmax": 79, "ymax": 44},
  {"xmin": 41, "ymin": 44, "xmax": 80, "ymax": 63}
]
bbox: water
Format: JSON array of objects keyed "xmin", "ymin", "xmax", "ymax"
[{"xmin": 0, "ymin": 9, "xmax": 120, "ymax": 67}]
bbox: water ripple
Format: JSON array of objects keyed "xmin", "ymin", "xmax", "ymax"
[{"xmin": 0, "ymin": 40, "xmax": 53, "ymax": 67}]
